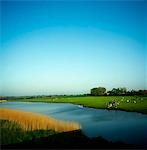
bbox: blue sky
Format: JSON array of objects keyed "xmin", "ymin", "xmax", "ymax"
[{"xmin": 0, "ymin": 0, "xmax": 146, "ymax": 96}]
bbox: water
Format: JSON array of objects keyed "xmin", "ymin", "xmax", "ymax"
[{"xmin": 1, "ymin": 102, "xmax": 147, "ymax": 147}]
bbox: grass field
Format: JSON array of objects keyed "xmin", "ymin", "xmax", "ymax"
[{"xmin": 8, "ymin": 96, "xmax": 147, "ymax": 114}]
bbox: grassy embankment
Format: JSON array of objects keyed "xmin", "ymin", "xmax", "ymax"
[
  {"xmin": 0, "ymin": 120, "xmax": 56, "ymax": 145},
  {"xmin": 1, "ymin": 120, "xmax": 134, "ymax": 149},
  {"xmin": 0, "ymin": 108, "xmax": 80, "ymax": 132},
  {"xmin": 0, "ymin": 108, "xmax": 80, "ymax": 145},
  {"xmin": 9, "ymin": 96, "xmax": 147, "ymax": 114}
]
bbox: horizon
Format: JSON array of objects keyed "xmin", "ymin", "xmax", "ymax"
[
  {"xmin": 0, "ymin": 85, "xmax": 147, "ymax": 97},
  {"xmin": 1, "ymin": 0, "xmax": 147, "ymax": 96}
]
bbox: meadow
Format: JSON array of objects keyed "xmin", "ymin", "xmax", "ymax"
[{"xmin": 9, "ymin": 96, "xmax": 147, "ymax": 114}]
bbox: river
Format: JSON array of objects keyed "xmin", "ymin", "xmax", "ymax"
[{"xmin": 0, "ymin": 102, "xmax": 147, "ymax": 147}]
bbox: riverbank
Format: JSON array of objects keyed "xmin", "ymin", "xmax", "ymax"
[
  {"xmin": 0, "ymin": 113, "xmax": 136, "ymax": 149},
  {"xmin": 0, "ymin": 108, "xmax": 80, "ymax": 132},
  {"xmin": 7, "ymin": 96, "xmax": 147, "ymax": 114}
]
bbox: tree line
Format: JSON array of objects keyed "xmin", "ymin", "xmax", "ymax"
[
  {"xmin": 90, "ymin": 87, "xmax": 147, "ymax": 96},
  {"xmin": 1, "ymin": 87, "xmax": 147, "ymax": 100}
]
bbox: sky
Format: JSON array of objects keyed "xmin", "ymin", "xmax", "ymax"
[{"xmin": 0, "ymin": 0, "xmax": 146, "ymax": 96}]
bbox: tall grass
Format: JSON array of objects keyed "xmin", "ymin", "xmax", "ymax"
[
  {"xmin": 0, "ymin": 100, "xmax": 7, "ymax": 102},
  {"xmin": 0, "ymin": 108, "xmax": 80, "ymax": 132},
  {"xmin": 1, "ymin": 119, "xmax": 56, "ymax": 145}
]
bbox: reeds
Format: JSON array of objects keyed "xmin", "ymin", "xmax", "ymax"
[
  {"xmin": 0, "ymin": 108, "xmax": 80, "ymax": 132},
  {"xmin": 0, "ymin": 100, "xmax": 7, "ymax": 102}
]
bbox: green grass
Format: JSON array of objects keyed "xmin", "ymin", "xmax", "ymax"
[
  {"xmin": 8, "ymin": 96, "xmax": 147, "ymax": 114},
  {"xmin": 0, "ymin": 119, "xmax": 56, "ymax": 145}
]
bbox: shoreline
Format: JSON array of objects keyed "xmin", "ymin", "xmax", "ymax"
[{"xmin": 2, "ymin": 100, "xmax": 147, "ymax": 115}]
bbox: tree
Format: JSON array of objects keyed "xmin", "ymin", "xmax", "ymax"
[
  {"xmin": 143, "ymin": 90, "xmax": 147, "ymax": 96},
  {"xmin": 107, "ymin": 87, "xmax": 127, "ymax": 96},
  {"xmin": 119, "ymin": 87, "xmax": 127, "ymax": 95},
  {"xmin": 91, "ymin": 87, "xmax": 106, "ymax": 96},
  {"xmin": 137, "ymin": 90, "xmax": 144, "ymax": 95}
]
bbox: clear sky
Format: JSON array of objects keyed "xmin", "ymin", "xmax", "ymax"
[{"xmin": 0, "ymin": 0, "xmax": 146, "ymax": 96}]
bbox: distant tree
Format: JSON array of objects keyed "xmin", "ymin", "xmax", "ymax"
[
  {"xmin": 143, "ymin": 90, "xmax": 147, "ymax": 96},
  {"xmin": 107, "ymin": 88, "xmax": 118, "ymax": 96},
  {"xmin": 91, "ymin": 87, "xmax": 106, "ymax": 96},
  {"xmin": 137, "ymin": 90, "xmax": 144, "ymax": 95},
  {"xmin": 107, "ymin": 87, "xmax": 127, "ymax": 96},
  {"xmin": 126, "ymin": 91, "xmax": 131, "ymax": 96},
  {"xmin": 126, "ymin": 90, "xmax": 141, "ymax": 96},
  {"xmin": 130, "ymin": 90, "xmax": 138, "ymax": 96},
  {"xmin": 91, "ymin": 88, "xmax": 98, "ymax": 96},
  {"xmin": 119, "ymin": 87, "xmax": 127, "ymax": 95}
]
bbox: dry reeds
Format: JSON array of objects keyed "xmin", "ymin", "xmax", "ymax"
[
  {"xmin": 0, "ymin": 100, "xmax": 7, "ymax": 102},
  {"xmin": 0, "ymin": 108, "xmax": 80, "ymax": 132}
]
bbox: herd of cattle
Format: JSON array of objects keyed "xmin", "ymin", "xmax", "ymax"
[{"xmin": 106, "ymin": 97, "xmax": 143, "ymax": 109}]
